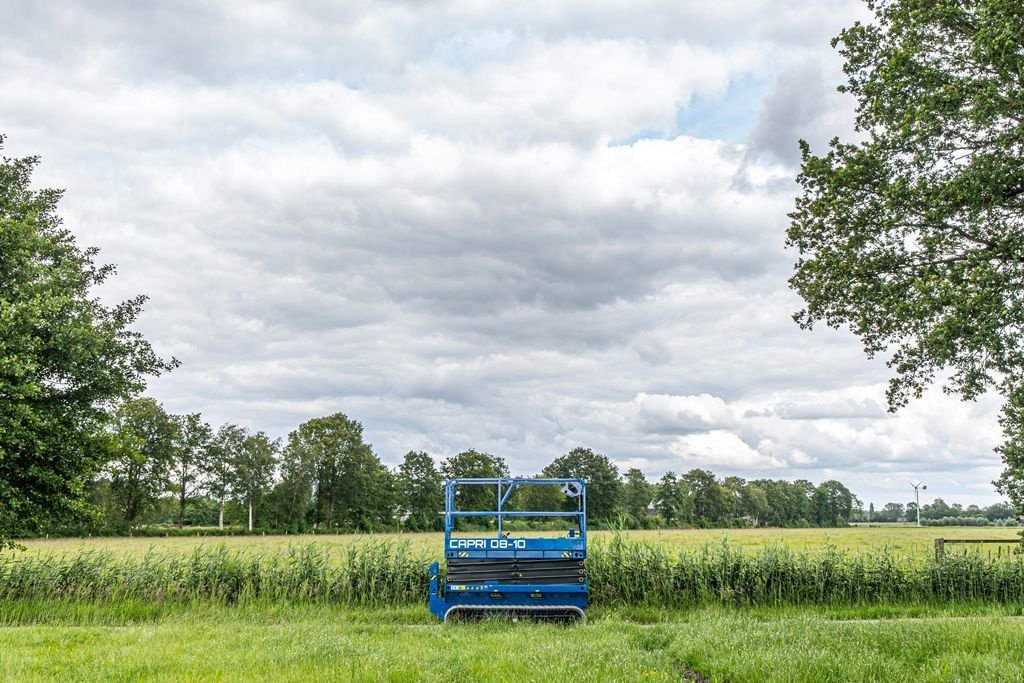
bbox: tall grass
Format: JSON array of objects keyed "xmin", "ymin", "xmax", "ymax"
[
  {"xmin": 2, "ymin": 534, "xmax": 1022, "ymax": 607},
  {"xmin": 0, "ymin": 541, "xmax": 428, "ymax": 607},
  {"xmin": 586, "ymin": 534, "xmax": 1024, "ymax": 607}
]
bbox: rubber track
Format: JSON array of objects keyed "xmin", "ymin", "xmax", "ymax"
[{"xmin": 443, "ymin": 604, "xmax": 586, "ymax": 624}]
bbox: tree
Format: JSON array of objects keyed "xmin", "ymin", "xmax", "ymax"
[
  {"xmin": 985, "ymin": 501, "xmax": 1017, "ymax": 521},
  {"xmin": 441, "ymin": 449, "xmax": 509, "ymax": 523},
  {"xmin": 271, "ymin": 437, "xmax": 316, "ymax": 532},
  {"xmin": 284, "ymin": 413, "xmax": 391, "ymax": 530},
  {"xmin": 207, "ymin": 424, "xmax": 244, "ymax": 529},
  {"xmin": 107, "ymin": 398, "xmax": 177, "ymax": 526},
  {"xmin": 516, "ymin": 478, "xmax": 565, "ymax": 515},
  {"xmin": 682, "ymin": 469, "xmax": 726, "ymax": 526},
  {"xmin": 721, "ymin": 476, "xmax": 747, "ymax": 523},
  {"xmin": 878, "ymin": 502, "xmax": 905, "ymax": 523},
  {"xmin": 232, "ymin": 431, "xmax": 278, "ymax": 532},
  {"xmin": 396, "ymin": 451, "xmax": 443, "ymax": 531},
  {"xmin": 0, "ymin": 137, "xmax": 175, "ymax": 548},
  {"xmin": 653, "ymin": 472, "xmax": 690, "ymax": 524},
  {"xmin": 168, "ymin": 413, "xmax": 211, "ymax": 528},
  {"xmin": 922, "ymin": 497, "xmax": 954, "ymax": 521},
  {"xmin": 542, "ymin": 447, "xmax": 622, "ymax": 522},
  {"xmin": 810, "ymin": 480, "xmax": 856, "ymax": 527},
  {"xmin": 735, "ymin": 482, "xmax": 770, "ymax": 527},
  {"xmin": 787, "ymin": 1, "xmax": 1024, "ymax": 508},
  {"xmin": 622, "ymin": 468, "xmax": 653, "ymax": 521}
]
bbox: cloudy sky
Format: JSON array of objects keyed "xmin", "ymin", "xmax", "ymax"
[{"xmin": 1, "ymin": 1, "xmax": 1006, "ymax": 506}]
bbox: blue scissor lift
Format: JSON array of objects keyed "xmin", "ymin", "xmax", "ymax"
[{"xmin": 428, "ymin": 477, "xmax": 588, "ymax": 623}]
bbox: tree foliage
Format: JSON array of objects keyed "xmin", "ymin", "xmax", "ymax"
[
  {"xmin": 168, "ymin": 413, "xmax": 211, "ymax": 528},
  {"xmin": 397, "ymin": 450, "xmax": 443, "ymax": 531},
  {"xmin": 682, "ymin": 468, "xmax": 726, "ymax": 526},
  {"xmin": 206, "ymin": 424, "xmax": 244, "ymax": 529},
  {"xmin": 810, "ymin": 480, "xmax": 857, "ymax": 527},
  {"xmin": 542, "ymin": 447, "xmax": 622, "ymax": 521},
  {"xmin": 107, "ymin": 398, "xmax": 177, "ymax": 527},
  {"xmin": 441, "ymin": 449, "xmax": 509, "ymax": 516},
  {"xmin": 787, "ymin": 1, "xmax": 1024, "ymax": 507},
  {"xmin": 232, "ymin": 431, "xmax": 278, "ymax": 531},
  {"xmin": 0, "ymin": 138, "xmax": 175, "ymax": 547},
  {"xmin": 283, "ymin": 413, "xmax": 393, "ymax": 531},
  {"xmin": 621, "ymin": 467, "xmax": 653, "ymax": 521},
  {"xmin": 653, "ymin": 472, "xmax": 686, "ymax": 523}
]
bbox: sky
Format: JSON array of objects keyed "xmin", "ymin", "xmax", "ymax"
[{"xmin": 0, "ymin": 1, "xmax": 1007, "ymax": 508}]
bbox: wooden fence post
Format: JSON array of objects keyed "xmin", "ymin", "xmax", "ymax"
[{"xmin": 934, "ymin": 538, "xmax": 945, "ymax": 561}]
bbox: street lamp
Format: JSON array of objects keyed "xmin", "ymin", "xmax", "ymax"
[{"xmin": 911, "ymin": 481, "xmax": 927, "ymax": 526}]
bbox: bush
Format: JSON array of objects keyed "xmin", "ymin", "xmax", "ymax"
[{"xmin": 922, "ymin": 517, "xmax": 991, "ymax": 527}]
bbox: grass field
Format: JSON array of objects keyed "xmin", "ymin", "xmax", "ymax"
[
  {"xmin": 2, "ymin": 603, "xmax": 1023, "ymax": 682},
  {"xmin": 6, "ymin": 527, "xmax": 1023, "ymax": 681},
  {"xmin": 16, "ymin": 525, "xmax": 1023, "ymax": 559}
]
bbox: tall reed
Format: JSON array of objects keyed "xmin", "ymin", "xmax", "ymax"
[{"xmin": 2, "ymin": 535, "xmax": 1022, "ymax": 608}]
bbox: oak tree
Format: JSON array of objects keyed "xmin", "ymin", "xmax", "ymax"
[
  {"xmin": 1, "ymin": 137, "xmax": 175, "ymax": 548},
  {"xmin": 788, "ymin": 1, "xmax": 1024, "ymax": 506}
]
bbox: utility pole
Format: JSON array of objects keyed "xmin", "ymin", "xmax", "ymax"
[{"xmin": 911, "ymin": 481, "xmax": 927, "ymax": 526}]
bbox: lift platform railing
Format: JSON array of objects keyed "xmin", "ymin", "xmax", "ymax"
[{"xmin": 442, "ymin": 477, "xmax": 586, "ymax": 559}]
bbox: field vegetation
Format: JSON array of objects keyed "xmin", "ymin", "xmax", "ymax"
[
  {"xmin": 4, "ymin": 532, "xmax": 1023, "ymax": 609},
  {"xmin": 16, "ymin": 525, "xmax": 1023, "ymax": 559},
  {"xmin": 1, "ymin": 603, "xmax": 1023, "ymax": 682},
  {"xmin": 4, "ymin": 527, "xmax": 1024, "ymax": 681}
]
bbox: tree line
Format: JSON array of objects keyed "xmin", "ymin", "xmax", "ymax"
[
  {"xmin": 866, "ymin": 500, "xmax": 1018, "ymax": 526},
  {"xmin": 57, "ymin": 397, "xmax": 876, "ymax": 535}
]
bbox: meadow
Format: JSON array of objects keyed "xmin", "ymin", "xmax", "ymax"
[
  {"xmin": 17, "ymin": 524, "xmax": 1023, "ymax": 559},
  {"xmin": 4, "ymin": 527, "xmax": 1023, "ymax": 681},
  {"xmin": 2, "ymin": 603, "xmax": 1024, "ymax": 682}
]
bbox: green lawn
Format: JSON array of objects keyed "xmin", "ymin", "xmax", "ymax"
[
  {"xmin": 2, "ymin": 604, "xmax": 1022, "ymax": 682},
  {"xmin": 17, "ymin": 525, "xmax": 1022, "ymax": 560}
]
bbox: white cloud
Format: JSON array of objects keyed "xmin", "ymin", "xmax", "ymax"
[
  {"xmin": 668, "ymin": 430, "xmax": 785, "ymax": 469},
  {"xmin": 0, "ymin": 0, "xmax": 1008, "ymax": 506}
]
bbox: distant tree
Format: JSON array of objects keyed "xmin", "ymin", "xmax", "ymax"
[
  {"xmin": 751, "ymin": 479, "xmax": 788, "ymax": 526},
  {"xmin": 984, "ymin": 501, "xmax": 1017, "ymax": 521},
  {"xmin": 682, "ymin": 469, "xmax": 726, "ymax": 526},
  {"xmin": 515, "ymin": 479, "xmax": 565, "ymax": 515},
  {"xmin": 441, "ymin": 449, "xmax": 509, "ymax": 518},
  {"xmin": 739, "ymin": 483, "xmax": 770, "ymax": 527},
  {"xmin": 721, "ymin": 476, "xmax": 744, "ymax": 518},
  {"xmin": 168, "ymin": 413, "xmax": 212, "ymax": 528},
  {"xmin": 810, "ymin": 480, "xmax": 856, "ymax": 527},
  {"xmin": 107, "ymin": 398, "xmax": 177, "ymax": 526},
  {"xmin": 271, "ymin": 440, "xmax": 316, "ymax": 532},
  {"xmin": 921, "ymin": 497, "xmax": 954, "ymax": 521},
  {"xmin": 654, "ymin": 472, "xmax": 690, "ymax": 524},
  {"xmin": 0, "ymin": 137, "xmax": 175, "ymax": 548},
  {"xmin": 207, "ymin": 424, "xmax": 244, "ymax": 529},
  {"xmin": 786, "ymin": 1, "xmax": 1024, "ymax": 507},
  {"xmin": 397, "ymin": 451, "xmax": 443, "ymax": 531},
  {"xmin": 622, "ymin": 468, "xmax": 653, "ymax": 521},
  {"xmin": 285, "ymin": 413, "xmax": 391, "ymax": 530},
  {"xmin": 877, "ymin": 502, "xmax": 905, "ymax": 523},
  {"xmin": 791, "ymin": 480, "xmax": 816, "ymax": 525},
  {"xmin": 542, "ymin": 447, "xmax": 622, "ymax": 522},
  {"xmin": 232, "ymin": 431, "xmax": 278, "ymax": 531}
]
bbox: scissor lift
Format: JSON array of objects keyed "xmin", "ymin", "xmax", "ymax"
[{"xmin": 428, "ymin": 477, "xmax": 588, "ymax": 623}]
